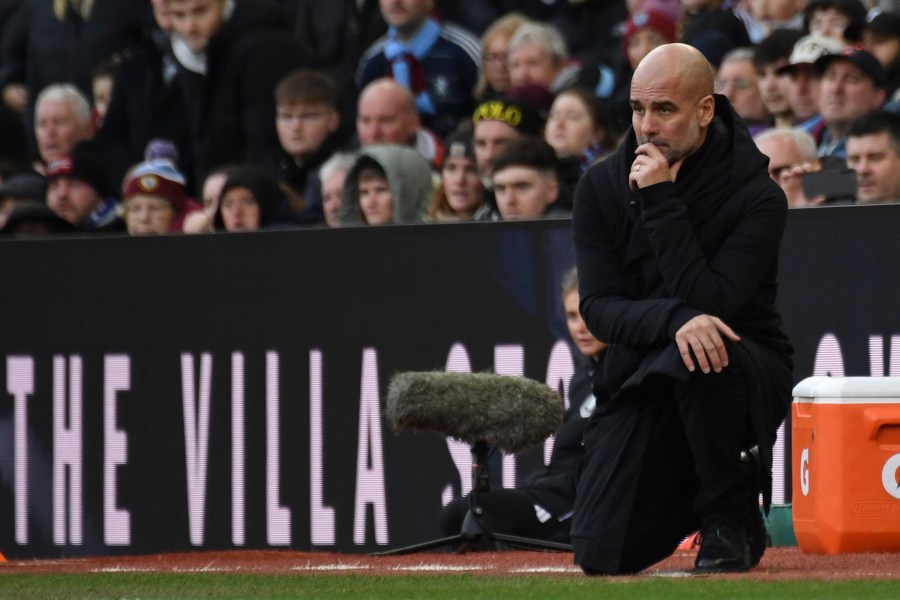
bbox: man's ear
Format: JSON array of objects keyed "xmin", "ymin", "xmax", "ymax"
[
  {"xmin": 546, "ymin": 175, "xmax": 559, "ymax": 206},
  {"xmin": 327, "ymin": 110, "xmax": 340, "ymax": 133},
  {"xmin": 698, "ymin": 94, "xmax": 715, "ymax": 128}
]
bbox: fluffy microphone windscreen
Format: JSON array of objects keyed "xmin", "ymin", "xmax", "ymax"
[{"xmin": 385, "ymin": 371, "xmax": 564, "ymax": 454}]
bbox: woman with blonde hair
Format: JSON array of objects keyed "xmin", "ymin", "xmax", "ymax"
[{"xmin": 473, "ymin": 13, "xmax": 531, "ymax": 101}]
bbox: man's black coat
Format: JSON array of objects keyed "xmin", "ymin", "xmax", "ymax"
[{"xmin": 571, "ymin": 94, "xmax": 794, "ymax": 505}]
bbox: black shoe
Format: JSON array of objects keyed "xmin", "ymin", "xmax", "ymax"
[
  {"xmin": 692, "ymin": 521, "xmax": 751, "ymax": 574},
  {"xmin": 739, "ymin": 447, "xmax": 767, "ymax": 568},
  {"xmin": 746, "ymin": 503, "xmax": 767, "ymax": 568}
]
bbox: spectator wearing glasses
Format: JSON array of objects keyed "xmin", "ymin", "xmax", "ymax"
[
  {"xmin": 716, "ymin": 48, "xmax": 772, "ymax": 136},
  {"xmin": 473, "ymin": 13, "xmax": 530, "ymax": 102},
  {"xmin": 270, "ymin": 69, "xmax": 347, "ymax": 225},
  {"xmin": 121, "ymin": 158, "xmax": 201, "ymax": 235}
]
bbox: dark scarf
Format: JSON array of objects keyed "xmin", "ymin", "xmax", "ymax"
[{"xmin": 666, "ymin": 115, "xmax": 732, "ymax": 223}]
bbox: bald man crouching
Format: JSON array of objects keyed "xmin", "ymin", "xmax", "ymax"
[{"xmin": 570, "ymin": 43, "xmax": 793, "ymax": 575}]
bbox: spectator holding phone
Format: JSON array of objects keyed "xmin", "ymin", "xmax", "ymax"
[
  {"xmin": 754, "ymin": 128, "xmax": 827, "ymax": 207},
  {"xmin": 716, "ymin": 49, "xmax": 772, "ymax": 136}
]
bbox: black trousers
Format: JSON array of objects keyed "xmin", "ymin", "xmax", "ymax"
[
  {"xmin": 571, "ymin": 363, "xmax": 760, "ymax": 574},
  {"xmin": 440, "ymin": 488, "xmax": 570, "ymax": 543}
]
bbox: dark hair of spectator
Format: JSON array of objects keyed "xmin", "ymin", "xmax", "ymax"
[
  {"xmin": 351, "ymin": 156, "xmax": 390, "ymax": 223},
  {"xmin": 275, "ymin": 69, "xmax": 337, "ymax": 107},
  {"xmin": 354, "ymin": 155, "xmax": 388, "ymax": 183},
  {"xmin": 803, "ymin": 0, "xmax": 867, "ymax": 42},
  {"xmin": 753, "ymin": 29, "xmax": 804, "ymax": 70},
  {"xmin": 213, "ymin": 166, "xmax": 285, "ymax": 229},
  {"xmin": 429, "ymin": 121, "xmax": 481, "ymax": 220},
  {"xmin": 847, "ymin": 111, "xmax": 900, "ymax": 151},
  {"xmin": 555, "ymin": 86, "xmax": 620, "ymax": 147},
  {"xmin": 91, "ymin": 52, "xmax": 123, "ymax": 82},
  {"xmin": 207, "ymin": 163, "xmax": 242, "ymax": 182},
  {"xmin": 491, "ymin": 137, "xmax": 558, "ymax": 177}
]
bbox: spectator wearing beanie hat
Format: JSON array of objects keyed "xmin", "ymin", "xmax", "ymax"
[
  {"xmin": 0, "ymin": 172, "xmax": 46, "ymax": 229},
  {"xmin": 623, "ymin": 8, "xmax": 677, "ymax": 71},
  {"xmin": 471, "ymin": 92, "xmax": 546, "ymax": 221},
  {"xmin": 122, "ymin": 159, "xmax": 201, "ymax": 235},
  {"xmin": 428, "ymin": 121, "xmax": 484, "ymax": 222},
  {"xmin": 45, "ymin": 142, "xmax": 123, "ymax": 232},
  {"xmin": 1, "ymin": 201, "xmax": 76, "ymax": 237},
  {"xmin": 575, "ymin": 3, "xmax": 679, "ymax": 135},
  {"xmin": 472, "ymin": 94, "xmax": 544, "ymax": 180},
  {"xmin": 214, "ymin": 166, "xmax": 288, "ymax": 232}
]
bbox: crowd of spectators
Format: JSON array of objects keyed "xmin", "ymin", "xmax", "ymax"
[{"xmin": 0, "ymin": 0, "xmax": 899, "ymax": 238}]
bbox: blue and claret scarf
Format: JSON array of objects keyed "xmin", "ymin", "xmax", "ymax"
[{"xmin": 383, "ymin": 18, "xmax": 440, "ymax": 116}]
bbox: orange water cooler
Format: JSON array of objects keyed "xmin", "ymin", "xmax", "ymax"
[{"xmin": 792, "ymin": 376, "xmax": 900, "ymax": 553}]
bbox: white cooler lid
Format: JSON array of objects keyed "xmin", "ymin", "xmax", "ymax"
[{"xmin": 793, "ymin": 376, "xmax": 900, "ymax": 402}]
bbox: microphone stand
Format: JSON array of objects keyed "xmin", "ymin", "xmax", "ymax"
[{"xmin": 371, "ymin": 440, "xmax": 573, "ymax": 556}]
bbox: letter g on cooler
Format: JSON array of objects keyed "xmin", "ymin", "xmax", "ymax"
[
  {"xmin": 881, "ymin": 454, "xmax": 900, "ymax": 499},
  {"xmin": 800, "ymin": 448, "xmax": 811, "ymax": 496}
]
